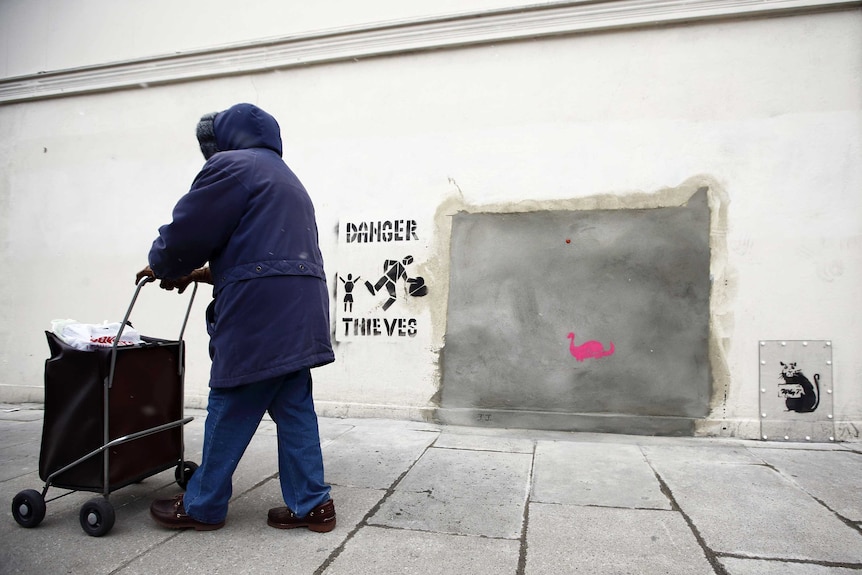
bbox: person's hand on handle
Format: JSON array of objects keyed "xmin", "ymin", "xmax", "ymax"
[
  {"xmin": 160, "ymin": 267, "xmax": 213, "ymax": 294},
  {"xmin": 135, "ymin": 266, "xmax": 156, "ymax": 284}
]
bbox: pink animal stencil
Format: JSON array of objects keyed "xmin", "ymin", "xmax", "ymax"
[{"xmin": 567, "ymin": 332, "xmax": 615, "ymax": 362}]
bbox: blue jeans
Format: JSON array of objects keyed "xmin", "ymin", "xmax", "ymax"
[{"xmin": 183, "ymin": 368, "xmax": 331, "ymax": 524}]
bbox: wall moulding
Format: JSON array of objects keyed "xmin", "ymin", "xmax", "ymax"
[{"xmin": 1, "ymin": 0, "xmax": 858, "ymax": 104}]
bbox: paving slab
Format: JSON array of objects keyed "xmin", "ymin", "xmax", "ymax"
[
  {"xmin": 719, "ymin": 557, "xmax": 862, "ymax": 575},
  {"xmin": 2, "ymin": 486, "xmax": 177, "ymax": 575},
  {"xmin": 0, "ymin": 418, "xmax": 43, "ymax": 483},
  {"xmin": 646, "ymin": 453, "xmax": 862, "ymax": 563},
  {"xmin": 221, "ymin": 423, "xmax": 280, "ymax": 496},
  {"xmin": 317, "ymin": 418, "xmax": 358, "ymax": 445},
  {"xmin": 116, "ymin": 483, "xmax": 382, "ymax": 575},
  {"xmin": 325, "ymin": 525, "xmax": 520, "ymax": 575},
  {"xmin": 433, "ymin": 431, "xmax": 534, "ymax": 454},
  {"xmin": 532, "ymin": 440, "xmax": 670, "ymax": 509},
  {"xmin": 322, "ymin": 423, "xmax": 439, "ymax": 490},
  {"xmin": 3, "ymin": 406, "xmax": 862, "ymax": 575},
  {"xmin": 0, "ymin": 419, "xmax": 43, "ymax": 449},
  {"xmin": 0, "ymin": 405, "xmax": 44, "ymax": 422},
  {"xmin": 641, "ymin": 443, "xmax": 762, "ymax": 466},
  {"xmin": 0, "ymin": 442, "xmax": 40, "ymax": 483},
  {"xmin": 370, "ymin": 446, "xmax": 532, "ymax": 538},
  {"xmin": 525, "ymin": 503, "xmax": 714, "ymax": 575},
  {"xmin": 752, "ymin": 447, "xmax": 862, "ymax": 521}
]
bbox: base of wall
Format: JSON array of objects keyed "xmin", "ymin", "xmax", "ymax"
[
  {"xmin": 183, "ymin": 394, "xmax": 210, "ymax": 410},
  {"xmin": 697, "ymin": 417, "xmax": 862, "ymax": 444},
  {"xmin": 0, "ymin": 385, "xmax": 44, "ymax": 404},
  {"xmin": 695, "ymin": 417, "xmax": 762, "ymax": 440},
  {"xmin": 315, "ymin": 400, "xmax": 438, "ymax": 423},
  {"xmin": 434, "ymin": 407, "xmax": 698, "ymax": 437},
  {"xmin": 3, "ymin": 391, "xmax": 860, "ymax": 443}
]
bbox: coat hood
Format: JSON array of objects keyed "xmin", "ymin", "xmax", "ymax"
[{"xmin": 212, "ymin": 103, "xmax": 283, "ymax": 157}]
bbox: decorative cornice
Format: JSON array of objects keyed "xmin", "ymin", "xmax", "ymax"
[{"xmin": 1, "ymin": 0, "xmax": 858, "ymax": 104}]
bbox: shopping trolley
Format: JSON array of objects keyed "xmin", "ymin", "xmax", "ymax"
[{"xmin": 11, "ymin": 277, "xmax": 199, "ymax": 536}]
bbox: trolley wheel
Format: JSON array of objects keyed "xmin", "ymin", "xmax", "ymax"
[
  {"xmin": 12, "ymin": 489, "xmax": 46, "ymax": 528},
  {"xmin": 79, "ymin": 497, "xmax": 115, "ymax": 537},
  {"xmin": 175, "ymin": 461, "xmax": 199, "ymax": 490}
]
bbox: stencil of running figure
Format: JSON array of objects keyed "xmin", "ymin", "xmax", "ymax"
[
  {"xmin": 365, "ymin": 255, "xmax": 427, "ymax": 311},
  {"xmin": 340, "ymin": 273, "xmax": 360, "ymax": 313}
]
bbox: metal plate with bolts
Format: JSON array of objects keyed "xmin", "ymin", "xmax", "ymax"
[{"xmin": 759, "ymin": 340, "xmax": 834, "ymax": 442}]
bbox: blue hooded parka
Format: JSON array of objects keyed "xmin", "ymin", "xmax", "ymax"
[{"xmin": 148, "ymin": 103, "xmax": 334, "ymax": 388}]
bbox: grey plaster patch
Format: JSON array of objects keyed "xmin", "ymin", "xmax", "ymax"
[
  {"xmin": 442, "ymin": 188, "xmax": 712, "ymax": 431},
  {"xmin": 526, "ymin": 503, "xmax": 714, "ymax": 575},
  {"xmin": 325, "ymin": 525, "xmax": 520, "ymax": 575},
  {"xmin": 753, "ymin": 448, "xmax": 862, "ymax": 521},
  {"xmin": 370, "ymin": 447, "xmax": 531, "ymax": 538},
  {"xmin": 649, "ymin": 458, "xmax": 862, "ymax": 563},
  {"xmin": 720, "ymin": 557, "xmax": 862, "ymax": 575},
  {"xmin": 532, "ymin": 440, "xmax": 670, "ymax": 509}
]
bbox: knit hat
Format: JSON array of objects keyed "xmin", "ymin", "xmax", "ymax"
[{"xmin": 196, "ymin": 112, "xmax": 219, "ymax": 160}]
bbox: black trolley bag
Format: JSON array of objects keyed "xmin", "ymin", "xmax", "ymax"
[{"xmin": 11, "ymin": 277, "xmax": 200, "ymax": 536}]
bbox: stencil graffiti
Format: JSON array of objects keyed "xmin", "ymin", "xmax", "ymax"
[
  {"xmin": 364, "ymin": 255, "xmax": 428, "ymax": 311},
  {"xmin": 336, "ymin": 214, "xmax": 433, "ymax": 342},
  {"xmin": 338, "ymin": 256, "xmax": 429, "ymax": 339},
  {"xmin": 758, "ymin": 341, "xmax": 833, "ymax": 442},
  {"xmin": 567, "ymin": 332, "xmax": 615, "ymax": 362},
  {"xmin": 344, "ymin": 219, "xmax": 419, "ymax": 243},
  {"xmin": 779, "ymin": 361, "xmax": 820, "ymax": 413},
  {"xmin": 339, "ymin": 274, "xmax": 360, "ymax": 313}
]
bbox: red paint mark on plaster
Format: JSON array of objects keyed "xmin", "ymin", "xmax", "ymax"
[{"xmin": 567, "ymin": 332, "xmax": 615, "ymax": 362}]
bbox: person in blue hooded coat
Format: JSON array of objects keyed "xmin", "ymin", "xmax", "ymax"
[{"xmin": 137, "ymin": 103, "xmax": 336, "ymax": 532}]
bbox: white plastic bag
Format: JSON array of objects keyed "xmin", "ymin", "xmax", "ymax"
[{"xmin": 51, "ymin": 320, "xmax": 141, "ymax": 351}]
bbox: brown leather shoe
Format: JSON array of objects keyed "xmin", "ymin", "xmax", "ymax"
[
  {"xmin": 150, "ymin": 494, "xmax": 225, "ymax": 531},
  {"xmin": 267, "ymin": 499, "xmax": 336, "ymax": 532}
]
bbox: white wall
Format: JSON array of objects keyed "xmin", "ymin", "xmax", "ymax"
[
  {"xmin": 1, "ymin": 1, "xmax": 860, "ymax": 439},
  {"xmin": 0, "ymin": 0, "xmax": 540, "ymax": 78}
]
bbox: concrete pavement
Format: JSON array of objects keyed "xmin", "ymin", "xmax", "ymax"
[{"xmin": 1, "ymin": 403, "xmax": 861, "ymax": 574}]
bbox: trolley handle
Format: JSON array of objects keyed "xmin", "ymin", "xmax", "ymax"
[{"xmin": 107, "ymin": 276, "xmax": 199, "ymax": 388}]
